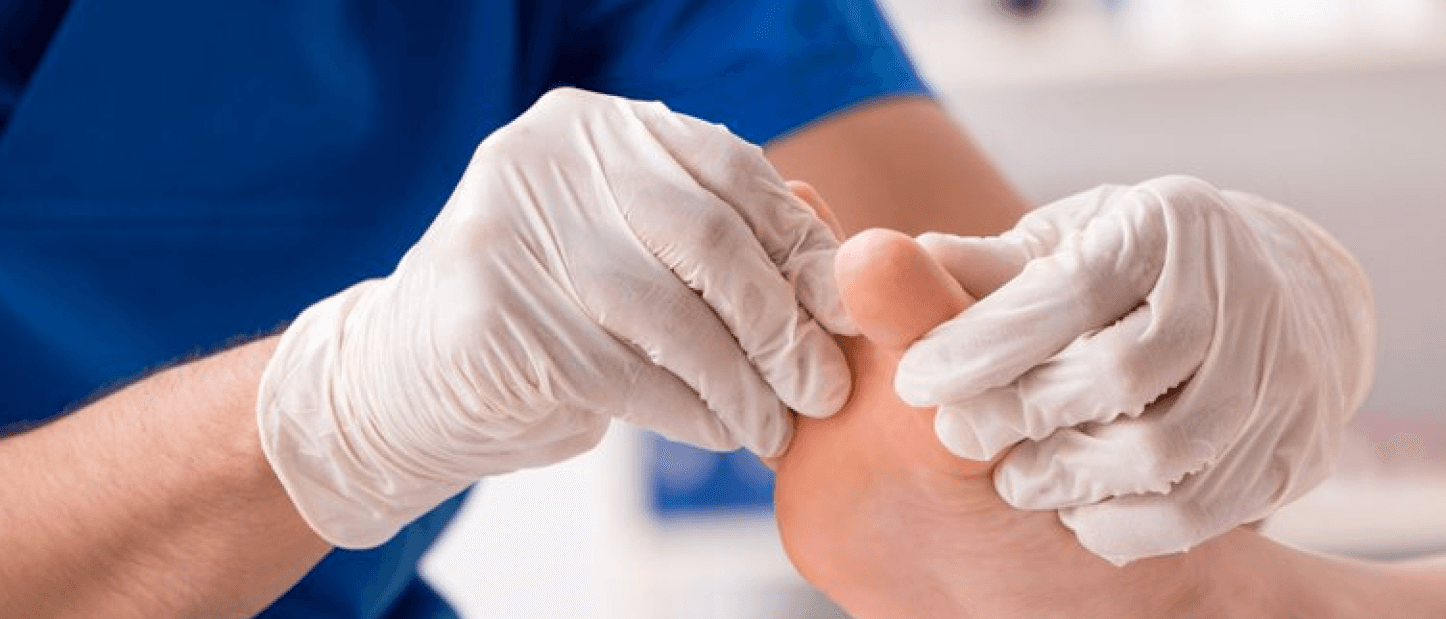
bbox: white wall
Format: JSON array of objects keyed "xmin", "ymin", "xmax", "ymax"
[
  {"xmin": 882, "ymin": 0, "xmax": 1446, "ymax": 421},
  {"xmin": 937, "ymin": 63, "xmax": 1446, "ymax": 421}
]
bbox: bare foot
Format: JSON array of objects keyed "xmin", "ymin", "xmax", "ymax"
[
  {"xmin": 772, "ymin": 185, "xmax": 1445, "ymax": 619},
  {"xmin": 775, "ymin": 228, "xmax": 1213, "ymax": 618}
]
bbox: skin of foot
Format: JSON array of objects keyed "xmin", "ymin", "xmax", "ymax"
[{"xmin": 771, "ymin": 185, "xmax": 1446, "ymax": 619}]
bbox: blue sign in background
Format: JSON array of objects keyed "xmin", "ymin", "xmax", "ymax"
[{"xmin": 644, "ymin": 434, "xmax": 776, "ymax": 519}]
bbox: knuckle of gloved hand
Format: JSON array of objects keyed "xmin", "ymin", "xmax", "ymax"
[
  {"xmin": 671, "ymin": 205, "xmax": 747, "ymax": 258},
  {"xmin": 1118, "ymin": 428, "xmax": 1181, "ymax": 492},
  {"xmin": 1135, "ymin": 452, "xmax": 1178, "ymax": 495},
  {"xmin": 1060, "ymin": 184, "xmax": 1125, "ymax": 224},
  {"xmin": 530, "ymin": 86, "xmax": 610, "ymax": 121},
  {"xmin": 1132, "ymin": 175, "xmax": 1232, "ymax": 225},
  {"xmin": 482, "ymin": 88, "xmax": 621, "ymax": 163},
  {"xmin": 1034, "ymin": 251, "xmax": 1119, "ymax": 322},
  {"xmin": 1139, "ymin": 174, "xmax": 1221, "ymax": 204},
  {"xmin": 474, "ymin": 122, "xmax": 555, "ymax": 169},
  {"xmin": 1102, "ymin": 350, "xmax": 1157, "ymax": 408},
  {"xmin": 1011, "ymin": 206, "xmax": 1067, "ymax": 246},
  {"xmin": 427, "ymin": 189, "xmax": 522, "ymax": 257}
]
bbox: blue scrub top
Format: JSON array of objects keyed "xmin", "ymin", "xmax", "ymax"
[{"xmin": 0, "ymin": 0, "xmax": 927, "ymax": 617}]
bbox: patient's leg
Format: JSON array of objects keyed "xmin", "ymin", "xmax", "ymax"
[{"xmin": 772, "ymin": 215, "xmax": 1439, "ymax": 618}]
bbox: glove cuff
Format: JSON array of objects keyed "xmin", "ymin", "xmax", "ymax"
[{"xmin": 256, "ymin": 280, "xmax": 469, "ymax": 549}]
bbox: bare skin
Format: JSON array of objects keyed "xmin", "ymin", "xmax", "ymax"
[
  {"xmin": 772, "ymin": 192, "xmax": 1446, "ymax": 619},
  {"xmin": 0, "ymin": 337, "xmax": 331, "ymax": 619},
  {"xmin": 766, "ymin": 97, "xmax": 1030, "ymax": 239}
]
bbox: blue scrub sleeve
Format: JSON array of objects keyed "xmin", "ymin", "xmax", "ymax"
[{"xmin": 559, "ymin": 0, "xmax": 932, "ymax": 145}]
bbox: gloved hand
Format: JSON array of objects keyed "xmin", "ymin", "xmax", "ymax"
[
  {"xmin": 256, "ymin": 88, "xmax": 855, "ymax": 549},
  {"xmin": 897, "ymin": 175, "xmax": 1376, "ymax": 564}
]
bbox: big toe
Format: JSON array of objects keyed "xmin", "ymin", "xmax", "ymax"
[{"xmin": 835, "ymin": 229, "xmax": 974, "ymax": 349}]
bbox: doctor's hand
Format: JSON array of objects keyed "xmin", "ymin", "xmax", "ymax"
[
  {"xmin": 899, "ymin": 175, "xmax": 1376, "ymax": 565},
  {"xmin": 255, "ymin": 88, "xmax": 854, "ymax": 549}
]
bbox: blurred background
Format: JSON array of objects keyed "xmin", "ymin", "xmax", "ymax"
[{"xmin": 422, "ymin": 1, "xmax": 1446, "ymax": 616}]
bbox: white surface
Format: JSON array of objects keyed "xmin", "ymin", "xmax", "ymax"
[
  {"xmin": 419, "ymin": 426, "xmax": 827, "ymax": 619},
  {"xmin": 1265, "ymin": 415, "xmax": 1446, "ymax": 557},
  {"xmin": 419, "ymin": 430, "xmax": 619, "ymax": 619},
  {"xmin": 1265, "ymin": 471, "xmax": 1446, "ymax": 558}
]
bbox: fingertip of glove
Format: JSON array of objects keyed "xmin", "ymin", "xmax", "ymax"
[
  {"xmin": 790, "ymin": 343, "xmax": 854, "ymax": 420},
  {"xmin": 1093, "ymin": 547, "xmax": 1140, "ymax": 568},
  {"xmin": 933, "ymin": 407, "xmax": 1003, "ymax": 462},
  {"xmin": 791, "ymin": 250, "xmax": 860, "ymax": 337},
  {"xmin": 992, "ymin": 458, "xmax": 1062, "ymax": 511},
  {"xmin": 894, "ymin": 348, "xmax": 943, "ymax": 406},
  {"xmin": 821, "ymin": 308, "xmax": 861, "ymax": 337},
  {"xmin": 775, "ymin": 319, "xmax": 850, "ymax": 419},
  {"xmin": 802, "ymin": 279, "xmax": 860, "ymax": 337},
  {"xmin": 1058, "ymin": 499, "xmax": 1202, "ymax": 566},
  {"xmin": 748, "ymin": 408, "xmax": 796, "ymax": 459},
  {"xmin": 913, "ymin": 231, "xmax": 977, "ymax": 259},
  {"xmin": 991, "ymin": 466, "xmax": 1029, "ymax": 510},
  {"xmin": 801, "ymin": 380, "xmax": 851, "ymax": 420}
]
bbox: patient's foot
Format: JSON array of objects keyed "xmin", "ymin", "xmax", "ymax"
[
  {"xmin": 775, "ymin": 228, "xmax": 1208, "ymax": 618},
  {"xmin": 771, "ymin": 221, "xmax": 1419, "ymax": 619}
]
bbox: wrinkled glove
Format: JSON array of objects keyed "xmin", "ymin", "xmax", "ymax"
[
  {"xmin": 257, "ymin": 88, "xmax": 855, "ymax": 549},
  {"xmin": 898, "ymin": 175, "xmax": 1376, "ymax": 564}
]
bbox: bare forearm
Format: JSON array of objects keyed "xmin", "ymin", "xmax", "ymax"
[
  {"xmin": 0, "ymin": 337, "xmax": 330, "ymax": 619},
  {"xmin": 766, "ymin": 97, "xmax": 1030, "ymax": 238}
]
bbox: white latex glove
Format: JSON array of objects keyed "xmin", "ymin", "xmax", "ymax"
[
  {"xmin": 257, "ymin": 88, "xmax": 855, "ymax": 549},
  {"xmin": 898, "ymin": 175, "xmax": 1376, "ymax": 564}
]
